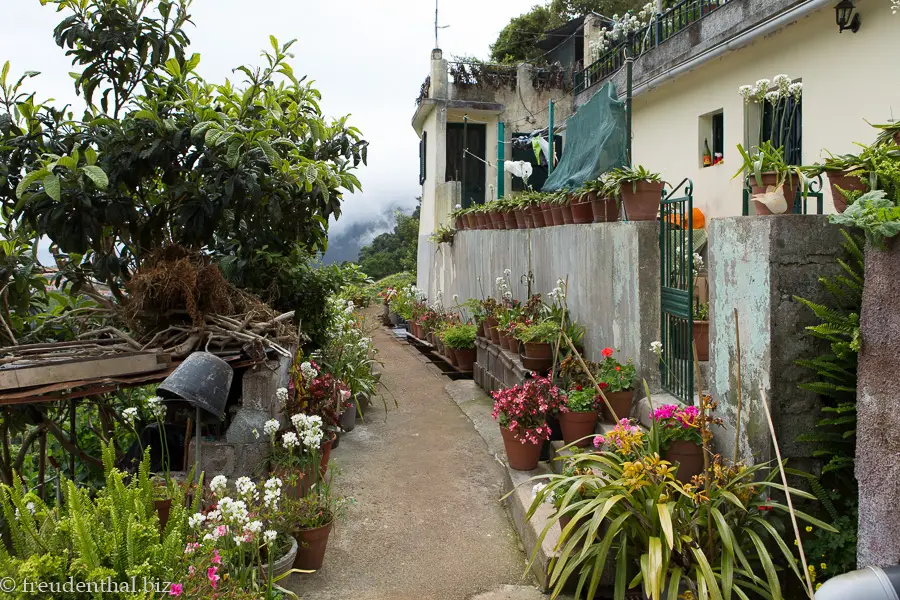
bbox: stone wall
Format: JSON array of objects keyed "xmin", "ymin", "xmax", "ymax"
[
  {"xmin": 708, "ymin": 216, "xmax": 847, "ymax": 466},
  {"xmin": 420, "ymin": 222, "xmax": 661, "ymax": 384}
]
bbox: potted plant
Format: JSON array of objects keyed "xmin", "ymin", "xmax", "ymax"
[
  {"xmin": 489, "ymin": 201, "xmax": 506, "ymax": 230},
  {"xmin": 544, "ymin": 190, "xmax": 564, "ymax": 226},
  {"xmin": 577, "ymin": 177, "xmax": 617, "ymax": 223},
  {"xmin": 595, "ymin": 347, "xmax": 636, "ymax": 423},
  {"xmin": 499, "ymin": 198, "xmax": 517, "ymax": 230},
  {"xmin": 569, "ymin": 187, "xmax": 594, "ymax": 224},
  {"xmin": 514, "ymin": 320, "xmax": 558, "ymax": 362},
  {"xmin": 560, "ymin": 193, "xmax": 575, "ymax": 225},
  {"xmin": 532, "ymin": 463, "xmax": 597, "ymax": 535},
  {"xmin": 491, "ymin": 375, "xmax": 565, "ymax": 470},
  {"xmin": 558, "ymin": 386, "xmax": 600, "ymax": 447},
  {"xmin": 280, "ymin": 476, "xmax": 352, "ymax": 571},
  {"xmin": 650, "ymin": 403, "xmax": 723, "ymax": 483},
  {"xmin": 606, "ymin": 165, "xmax": 664, "ymax": 221},
  {"xmin": 803, "ymin": 151, "xmax": 869, "ymax": 214},
  {"xmin": 441, "ymin": 323, "xmax": 477, "ymax": 370},
  {"xmin": 693, "ymin": 302, "xmax": 709, "ymax": 362}
]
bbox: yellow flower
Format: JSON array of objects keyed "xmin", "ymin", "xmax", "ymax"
[
  {"xmin": 816, "ymin": 583, "xmax": 822, "ymax": 590},
  {"xmin": 793, "ymin": 539, "xmax": 799, "ymax": 546},
  {"xmin": 821, "ymin": 563, "xmax": 827, "ymax": 570},
  {"xmin": 808, "ymin": 565, "xmax": 816, "ymax": 573},
  {"xmin": 806, "ymin": 526, "xmax": 813, "ymax": 533}
]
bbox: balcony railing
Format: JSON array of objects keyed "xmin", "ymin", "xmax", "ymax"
[
  {"xmin": 574, "ymin": 0, "xmax": 731, "ymax": 95},
  {"xmin": 448, "ymin": 62, "xmax": 518, "ymax": 89}
]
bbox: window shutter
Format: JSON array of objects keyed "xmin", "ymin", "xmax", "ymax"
[{"xmin": 419, "ymin": 132, "xmax": 427, "ymax": 185}]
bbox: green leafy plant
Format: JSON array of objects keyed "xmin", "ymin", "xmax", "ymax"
[
  {"xmin": 441, "ymin": 323, "xmax": 477, "ymax": 350},
  {"xmin": 514, "ymin": 320, "xmax": 560, "ymax": 343},
  {"xmin": 564, "ymin": 387, "xmax": 598, "ymax": 413},
  {"xmin": 606, "ymin": 165, "xmax": 662, "ymax": 195},
  {"xmin": 830, "ymin": 190, "xmax": 900, "ymax": 248},
  {"xmin": 596, "ymin": 347, "xmax": 636, "ymax": 393},
  {"xmin": 428, "ymin": 223, "xmax": 456, "ymax": 245},
  {"xmin": 694, "ymin": 302, "xmax": 709, "ymax": 321},
  {"xmin": 733, "ymin": 140, "xmax": 803, "ymax": 189}
]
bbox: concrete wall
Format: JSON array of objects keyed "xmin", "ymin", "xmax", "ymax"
[
  {"xmin": 576, "ymin": 0, "xmax": 900, "ymax": 221},
  {"xmin": 419, "ymin": 223, "xmax": 661, "ymax": 384},
  {"xmin": 708, "ymin": 215, "xmax": 847, "ymax": 466}
]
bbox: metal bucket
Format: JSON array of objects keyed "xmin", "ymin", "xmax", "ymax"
[{"xmin": 158, "ymin": 352, "xmax": 233, "ymax": 419}]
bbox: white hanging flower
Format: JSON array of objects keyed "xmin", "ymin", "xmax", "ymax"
[
  {"xmin": 122, "ymin": 407, "xmax": 138, "ymax": 426},
  {"xmin": 147, "ymin": 397, "xmax": 167, "ymax": 419},
  {"xmin": 210, "ymin": 475, "xmax": 228, "ymax": 497},
  {"xmin": 276, "ymin": 387, "xmax": 289, "ymax": 404},
  {"xmin": 282, "ymin": 431, "xmax": 300, "ymax": 449},
  {"xmin": 650, "ymin": 341, "xmax": 664, "ymax": 356},
  {"xmin": 264, "ymin": 530, "xmax": 278, "ymax": 545}
]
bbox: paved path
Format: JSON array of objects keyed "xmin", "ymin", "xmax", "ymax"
[{"xmin": 286, "ymin": 315, "xmax": 537, "ymax": 600}]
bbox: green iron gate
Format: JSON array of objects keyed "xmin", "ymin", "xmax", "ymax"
[{"xmin": 659, "ymin": 179, "xmax": 694, "ymax": 403}]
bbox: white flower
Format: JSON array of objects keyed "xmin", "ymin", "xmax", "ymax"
[
  {"xmin": 244, "ymin": 520, "xmax": 263, "ymax": 535},
  {"xmin": 502, "ymin": 291, "xmax": 512, "ymax": 300},
  {"xmin": 282, "ymin": 431, "xmax": 300, "ymax": 449},
  {"xmin": 764, "ymin": 90, "xmax": 780, "ymax": 105},
  {"xmin": 772, "ymin": 73, "xmax": 791, "ymax": 95},
  {"xmin": 264, "ymin": 477, "xmax": 282, "ymax": 510},
  {"xmin": 503, "ymin": 268, "xmax": 511, "ymax": 277},
  {"xmin": 788, "ymin": 82, "xmax": 803, "ymax": 99},
  {"xmin": 264, "ymin": 419, "xmax": 280, "ymax": 439},
  {"xmin": 738, "ymin": 85, "xmax": 753, "ymax": 101},
  {"xmin": 452, "ymin": 294, "xmax": 459, "ymax": 303},
  {"xmin": 650, "ymin": 341, "xmax": 664, "ymax": 356},
  {"xmin": 531, "ymin": 482, "xmax": 547, "ymax": 500},
  {"xmin": 495, "ymin": 277, "xmax": 504, "ymax": 287},
  {"xmin": 122, "ymin": 407, "xmax": 138, "ymax": 426},
  {"xmin": 455, "ymin": 203, "xmax": 462, "ymax": 209},
  {"xmin": 290, "ymin": 413, "xmax": 304, "ymax": 431},
  {"xmin": 188, "ymin": 512, "xmax": 207, "ymax": 529},
  {"xmin": 147, "ymin": 397, "xmax": 167, "ymax": 419},
  {"xmin": 210, "ymin": 475, "xmax": 228, "ymax": 497},
  {"xmin": 300, "ymin": 361, "xmax": 318, "ymax": 380},
  {"xmin": 26, "ymin": 502, "xmax": 35, "ymax": 515},
  {"xmin": 235, "ymin": 477, "xmax": 258, "ymax": 501},
  {"xmin": 276, "ymin": 387, "xmax": 289, "ymax": 404},
  {"xmin": 218, "ymin": 497, "xmax": 250, "ymax": 525},
  {"xmin": 264, "ymin": 530, "xmax": 278, "ymax": 545}
]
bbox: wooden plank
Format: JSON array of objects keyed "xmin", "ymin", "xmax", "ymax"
[
  {"xmin": 0, "ymin": 353, "xmax": 163, "ymax": 391},
  {"xmin": 1, "ymin": 338, "xmax": 120, "ymax": 353}
]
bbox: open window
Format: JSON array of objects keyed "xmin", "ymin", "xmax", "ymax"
[{"xmin": 698, "ymin": 109, "xmax": 724, "ymax": 167}]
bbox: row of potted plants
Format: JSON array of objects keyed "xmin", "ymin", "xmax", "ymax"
[{"xmin": 451, "ymin": 165, "xmax": 666, "ymax": 231}]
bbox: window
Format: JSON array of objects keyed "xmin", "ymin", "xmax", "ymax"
[
  {"xmin": 510, "ymin": 133, "xmax": 563, "ymax": 192},
  {"xmin": 762, "ymin": 94, "xmax": 802, "ymax": 166},
  {"xmin": 698, "ymin": 109, "xmax": 724, "ymax": 167},
  {"xmin": 419, "ymin": 132, "xmax": 427, "ymax": 185}
]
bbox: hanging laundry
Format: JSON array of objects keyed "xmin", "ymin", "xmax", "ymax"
[{"xmin": 504, "ymin": 160, "xmax": 533, "ymax": 185}]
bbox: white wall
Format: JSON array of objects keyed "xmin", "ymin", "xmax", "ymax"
[{"xmin": 631, "ymin": 0, "xmax": 900, "ymax": 219}]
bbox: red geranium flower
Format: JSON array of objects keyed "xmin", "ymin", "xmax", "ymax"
[
  {"xmin": 601, "ymin": 347, "xmax": 614, "ymax": 358},
  {"xmin": 615, "ymin": 366, "xmax": 621, "ymax": 372}
]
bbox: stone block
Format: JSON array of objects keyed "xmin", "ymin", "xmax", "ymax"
[
  {"xmin": 241, "ymin": 356, "xmax": 291, "ymax": 416},
  {"xmin": 225, "ymin": 408, "xmax": 270, "ymax": 444}
]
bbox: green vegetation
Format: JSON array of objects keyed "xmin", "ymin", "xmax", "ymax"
[
  {"xmin": 357, "ymin": 204, "xmax": 420, "ymax": 280},
  {"xmin": 441, "ymin": 324, "xmax": 477, "ymax": 350},
  {"xmin": 514, "ymin": 320, "xmax": 560, "ymax": 343}
]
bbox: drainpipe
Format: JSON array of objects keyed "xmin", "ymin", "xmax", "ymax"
[
  {"xmin": 625, "ymin": 32, "xmax": 634, "ymax": 167},
  {"xmin": 462, "ymin": 115, "xmax": 468, "ymax": 208},
  {"xmin": 631, "ymin": 0, "xmax": 834, "ymax": 98},
  {"xmin": 497, "ymin": 122, "xmax": 505, "ymax": 200}
]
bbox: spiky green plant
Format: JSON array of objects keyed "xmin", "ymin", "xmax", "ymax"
[{"xmin": 793, "ymin": 229, "xmax": 863, "ymax": 477}]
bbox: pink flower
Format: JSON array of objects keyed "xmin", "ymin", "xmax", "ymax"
[
  {"xmin": 169, "ymin": 583, "xmax": 183, "ymax": 597},
  {"xmin": 593, "ymin": 435, "xmax": 605, "ymax": 448},
  {"xmin": 215, "ymin": 525, "xmax": 227, "ymax": 538},
  {"xmin": 212, "ymin": 549, "xmax": 222, "ymax": 565},
  {"xmin": 184, "ymin": 542, "xmax": 199, "ymax": 554},
  {"xmin": 188, "ymin": 566, "xmax": 195, "ymax": 576},
  {"xmin": 208, "ymin": 566, "xmax": 220, "ymax": 589}
]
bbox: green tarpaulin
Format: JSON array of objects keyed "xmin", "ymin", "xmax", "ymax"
[{"xmin": 542, "ymin": 82, "xmax": 627, "ymax": 192}]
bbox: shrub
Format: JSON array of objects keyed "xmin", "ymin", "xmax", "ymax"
[
  {"xmin": 514, "ymin": 320, "xmax": 559, "ymax": 343},
  {"xmin": 564, "ymin": 387, "xmax": 597, "ymax": 412},
  {"xmin": 491, "ymin": 375, "xmax": 565, "ymax": 444},
  {"xmin": 596, "ymin": 347, "xmax": 636, "ymax": 392},
  {"xmin": 441, "ymin": 324, "xmax": 476, "ymax": 350}
]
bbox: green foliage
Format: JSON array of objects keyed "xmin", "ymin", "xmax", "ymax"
[
  {"xmin": 357, "ymin": 204, "xmax": 420, "ymax": 280},
  {"xmin": 564, "ymin": 387, "xmax": 597, "ymax": 412},
  {"xmin": 373, "ymin": 271, "xmax": 415, "ymax": 295},
  {"xmin": 428, "ymin": 223, "xmax": 456, "ymax": 245},
  {"xmin": 830, "ymin": 190, "xmax": 900, "ymax": 248},
  {"xmin": 441, "ymin": 323, "xmax": 476, "ymax": 350},
  {"xmin": 514, "ymin": 320, "xmax": 560, "ymax": 343},
  {"xmin": 596, "ymin": 350, "xmax": 636, "ymax": 393}
]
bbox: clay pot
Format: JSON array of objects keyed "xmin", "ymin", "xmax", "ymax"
[
  {"xmin": 523, "ymin": 208, "xmax": 534, "ymax": 229},
  {"xmin": 550, "ymin": 206, "xmax": 564, "ymax": 226},
  {"xmin": 827, "ymin": 170, "xmax": 868, "ymax": 214},
  {"xmin": 339, "ymin": 397, "xmax": 358, "ymax": 432},
  {"xmin": 489, "ymin": 326, "xmax": 501, "ymax": 345},
  {"xmin": 520, "ymin": 354, "xmax": 553, "ymax": 375},
  {"xmin": 491, "ymin": 211, "xmax": 507, "ymax": 230},
  {"xmin": 620, "ymin": 181, "xmax": 664, "ymax": 221},
  {"xmin": 477, "ymin": 212, "xmax": 489, "ymax": 230},
  {"xmin": 446, "ymin": 347, "xmax": 458, "ymax": 367},
  {"xmin": 524, "ymin": 342, "xmax": 553, "ymax": 360},
  {"xmin": 571, "ymin": 200, "xmax": 594, "ymax": 224},
  {"xmin": 505, "ymin": 335, "xmax": 519, "ymax": 354},
  {"xmin": 600, "ymin": 390, "xmax": 633, "ymax": 423},
  {"xmin": 531, "ymin": 205, "xmax": 546, "ymax": 227},
  {"xmin": 503, "ymin": 211, "xmax": 518, "ymax": 229},
  {"xmin": 454, "ymin": 216, "xmax": 464, "ymax": 230},
  {"xmin": 592, "ymin": 197, "xmax": 617, "ymax": 222},
  {"xmin": 154, "ymin": 498, "xmax": 172, "ymax": 532},
  {"xmin": 294, "ymin": 521, "xmax": 334, "ymax": 571},
  {"xmin": 561, "ymin": 203, "xmax": 575, "ymax": 224},
  {"xmin": 476, "ymin": 321, "xmax": 485, "ymax": 338},
  {"xmin": 749, "ymin": 173, "xmax": 800, "ymax": 215},
  {"xmin": 261, "ymin": 535, "xmax": 298, "ymax": 579},
  {"xmin": 665, "ymin": 440, "xmax": 704, "ymax": 484},
  {"xmin": 464, "ymin": 213, "xmax": 475, "ymax": 230},
  {"xmin": 455, "ymin": 347, "xmax": 476, "ymax": 371},
  {"xmin": 693, "ymin": 321, "xmax": 710, "ymax": 362},
  {"xmin": 500, "ymin": 426, "xmax": 542, "ymax": 470},
  {"xmin": 514, "ymin": 209, "xmax": 527, "ymax": 229},
  {"xmin": 500, "ymin": 333, "xmax": 514, "ymax": 352},
  {"xmin": 559, "ymin": 410, "xmax": 599, "ymax": 447}
]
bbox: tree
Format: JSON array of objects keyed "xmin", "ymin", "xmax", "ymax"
[
  {"xmin": 357, "ymin": 204, "xmax": 420, "ymax": 280},
  {"xmin": 2, "ymin": 0, "xmax": 367, "ymax": 301}
]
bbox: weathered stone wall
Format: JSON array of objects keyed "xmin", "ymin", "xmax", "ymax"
[
  {"xmin": 856, "ymin": 240, "xmax": 900, "ymax": 568},
  {"xmin": 420, "ymin": 223, "xmax": 661, "ymax": 384},
  {"xmin": 708, "ymin": 216, "xmax": 846, "ymax": 466}
]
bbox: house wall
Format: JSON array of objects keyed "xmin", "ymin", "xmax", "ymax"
[{"xmin": 628, "ymin": 0, "xmax": 900, "ymax": 219}]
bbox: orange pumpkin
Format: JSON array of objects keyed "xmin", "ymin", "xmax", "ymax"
[{"xmin": 665, "ymin": 207, "xmax": 706, "ymax": 230}]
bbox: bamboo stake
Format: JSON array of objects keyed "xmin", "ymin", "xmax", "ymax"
[
  {"xmin": 733, "ymin": 308, "xmax": 744, "ymax": 464},
  {"xmin": 550, "ymin": 276, "xmax": 570, "ymax": 386},
  {"xmin": 693, "ymin": 341, "xmax": 714, "ymax": 558},
  {"xmin": 561, "ymin": 331, "xmax": 619, "ymax": 423},
  {"xmin": 760, "ymin": 387, "xmax": 816, "ymax": 599}
]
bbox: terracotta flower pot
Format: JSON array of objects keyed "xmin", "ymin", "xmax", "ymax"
[
  {"xmin": 550, "ymin": 206, "xmax": 564, "ymax": 226},
  {"xmin": 446, "ymin": 347, "xmax": 458, "ymax": 366},
  {"xmin": 464, "ymin": 213, "xmax": 476, "ymax": 230},
  {"xmin": 524, "ymin": 341, "xmax": 553, "ymax": 360},
  {"xmin": 559, "ymin": 410, "xmax": 599, "ymax": 447},
  {"xmin": 531, "ymin": 205, "xmax": 546, "ymax": 227},
  {"xmin": 600, "ymin": 390, "xmax": 633, "ymax": 423},
  {"xmin": 665, "ymin": 440, "xmax": 704, "ymax": 484},
  {"xmin": 491, "ymin": 211, "xmax": 507, "ymax": 230},
  {"xmin": 620, "ymin": 181, "xmax": 664, "ymax": 221},
  {"xmin": 294, "ymin": 521, "xmax": 333, "ymax": 571},
  {"xmin": 523, "ymin": 208, "xmax": 534, "ymax": 229},
  {"xmin": 477, "ymin": 212, "xmax": 490, "ymax": 230},
  {"xmin": 500, "ymin": 426, "xmax": 542, "ymax": 471},
  {"xmin": 571, "ymin": 200, "xmax": 593, "ymax": 224},
  {"xmin": 591, "ymin": 197, "xmax": 617, "ymax": 222},
  {"xmin": 503, "ymin": 211, "xmax": 518, "ymax": 229},
  {"xmin": 154, "ymin": 498, "xmax": 172, "ymax": 532},
  {"xmin": 749, "ymin": 172, "xmax": 800, "ymax": 215},
  {"xmin": 561, "ymin": 203, "xmax": 575, "ymax": 224},
  {"xmin": 490, "ymin": 326, "xmax": 501, "ymax": 345},
  {"xmin": 476, "ymin": 321, "xmax": 485, "ymax": 338},
  {"xmin": 454, "ymin": 216, "xmax": 464, "ymax": 230},
  {"xmin": 693, "ymin": 320, "xmax": 710, "ymax": 362},
  {"xmin": 454, "ymin": 347, "xmax": 476, "ymax": 371},
  {"xmin": 827, "ymin": 170, "xmax": 868, "ymax": 214},
  {"xmin": 505, "ymin": 335, "xmax": 519, "ymax": 353},
  {"xmin": 514, "ymin": 209, "xmax": 527, "ymax": 229}
]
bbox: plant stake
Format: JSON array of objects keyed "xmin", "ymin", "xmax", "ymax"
[{"xmin": 733, "ymin": 308, "xmax": 743, "ymax": 463}]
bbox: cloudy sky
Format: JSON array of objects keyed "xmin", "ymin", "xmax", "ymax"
[{"xmin": 3, "ymin": 0, "xmax": 540, "ymax": 262}]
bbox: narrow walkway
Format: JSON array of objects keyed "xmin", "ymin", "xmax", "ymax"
[{"xmin": 287, "ymin": 314, "xmax": 537, "ymax": 600}]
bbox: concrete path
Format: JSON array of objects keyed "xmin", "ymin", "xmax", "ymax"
[{"xmin": 286, "ymin": 317, "xmax": 539, "ymax": 600}]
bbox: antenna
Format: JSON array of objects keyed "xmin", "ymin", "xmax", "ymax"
[{"xmin": 435, "ymin": 0, "xmax": 449, "ymax": 48}]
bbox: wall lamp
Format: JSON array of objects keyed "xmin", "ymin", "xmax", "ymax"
[{"xmin": 835, "ymin": 0, "xmax": 861, "ymax": 33}]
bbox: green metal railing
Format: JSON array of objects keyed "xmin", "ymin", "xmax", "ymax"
[
  {"xmin": 659, "ymin": 178, "xmax": 695, "ymax": 403},
  {"xmin": 741, "ymin": 174, "xmax": 824, "ymax": 215}
]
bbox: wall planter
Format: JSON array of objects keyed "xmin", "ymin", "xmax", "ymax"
[
  {"xmin": 561, "ymin": 203, "xmax": 575, "ymax": 224},
  {"xmin": 506, "ymin": 336, "xmax": 519, "ymax": 354},
  {"xmin": 454, "ymin": 216, "xmax": 464, "ymax": 230},
  {"xmin": 489, "ymin": 325, "xmax": 501, "ymax": 345},
  {"xmin": 827, "ymin": 170, "xmax": 867, "ymax": 214},
  {"xmin": 491, "ymin": 211, "xmax": 506, "ymax": 229},
  {"xmin": 550, "ymin": 205, "xmax": 564, "ymax": 226},
  {"xmin": 503, "ymin": 210, "xmax": 518, "ymax": 229},
  {"xmin": 464, "ymin": 213, "xmax": 475, "ymax": 229},
  {"xmin": 455, "ymin": 348, "xmax": 476, "ymax": 371},
  {"xmin": 524, "ymin": 342, "xmax": 552, "ymax": 360},
  {"xmin": 620, "ymin": 181, "xmax": 664, "ymax": 221},
  {"xmin": 665, "ymin": 440, "xmax": 704, "ymax": 483},
  {"xmin": 476, "ymin": 212, "xmax": 488, "ymax": 229},
  {"xmin": 261, "ymin": 535, "xmax": 298, "ymax": 579},
  {"xmin": 693, "ymin": 320, "xmax": 710, "ymax": 362},
  {"xmin": 591, "ymin": 196, "xmax": 617, "ymax": 223},
  {"xmin": 571, "ymin": 199, "xmax": 593, "ymax": 224},
  {"xmin": 600, "ymin": 390, "xmax": 633, "ymax": 423},
  {"xmin": 514, "ymin": 209, "xmax": 527, "ymax": 229},
  {"xmin": 531, "ymin": 205, "xmax": 546, "ymax": 227},
  {"xmin": 293, "ymin": 521, "xmax": 333, "ymax": 571},
  {"xmin": 558, "ymin": 410, "xmax": 599, "ymax": 447},
  {"xmin": 749, "ymin": 173, "xmax": 799, "ymax": 215},
  {"xmin": 500, "ymin": 426, "xmax": 542, "ymax": 470}
]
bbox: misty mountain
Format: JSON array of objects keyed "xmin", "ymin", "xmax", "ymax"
[{"xmin": 323, "ymin": 203, "xmax": 417, "ymax": 265}]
